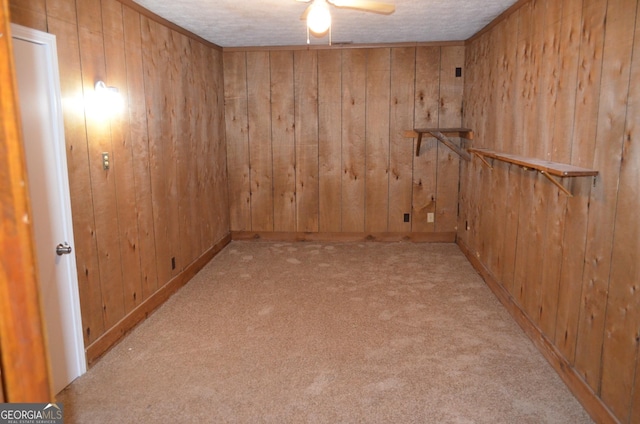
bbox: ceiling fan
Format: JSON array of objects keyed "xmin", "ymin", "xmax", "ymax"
[{"xmin": 297, "ymin": 0, "xmax": 396, "ymax": 43}]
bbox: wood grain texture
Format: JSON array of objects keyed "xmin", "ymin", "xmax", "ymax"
[
  {"xmin": 554, "ymin": 0, "xmax": 605, "ymax": 363},
  {"xmin": 122, "ymin": 5, "xmax": 158, "ymax": 301},
  {"xmin": 462, "ymin": 0, "xmax": 640, "ymax": 421},
  {"xmin": 76, "ymin": 0, "xmax": 102, "ymax": 33},
  {"xmin": 317, "ymin": 50, "xmax": 342, "ymax": 232},
  {"xmin": 341, "ymin": 49, "xmax": 367, "ymax": 232},
  {"xmin": 142, "ymin": 17, "xmax": 176, "ymax": 285},
  {"xmin": 8, "ymin": 0, "xmax": 46, "ymax": 31},
  {"xmin": 388, "ymin": 47, "xmax": 415, "ymax": 232},
  {"xmin": 474, "ymin": 28, "xmax": 497, "ymax": 278},
  {"xmin": 166, "ymin": 29, "xmax": 182, "ymax": 277},
  {"xmin": 458, "ymin": 32, "xmax": 483, "ymax": 259},
  {"xmin": 569, "ymin": 0, "xmax": 606, "ymax": 169},
  {"xmin": 223, "ymin": 52, "xmax": 251, "ymax": 231},
  {"xmin": 538, "ymin": 0, "xmax": 579, "ymax": 340},
  {"xmin": 574, "ymin": 0, "xmax": 636, "ymax": 393},
  {"xmin": 225, "ymin": 46, "xmax": 463, "ymax": 238},
  {"xmin": 549, "ymin": 0, "xmax": 581, "ymax": 163},
  {"xmin": 511, "ymin": 0, "xmax": 535, "ymax": 312},
  {"xmin": 44, "ymin": 0, "xmax": 76, "ymax": 24},
  {"xmin": 270, "ymin": 51, "xmax": 296, "ymax": 232},
  {"xmin": 45, "ymin": 15, "xmax": 105, "ymax": 345},
  {"xmin": 524, "ymin": 0, "xmax": 560, "ymax": 328},
  {"xmin": 436, "ymin": 46, "xmax": 463, "ymax": 232},
  {"xmin": 176, "ymin": 34, "xmax": 198, "ymax": 268},
  {"xmin": 494, "ymin": 11, "xmax": 520, "ymax": 296},
  {"xmin": 554, "ymin": 176, "xmax": 592, "ymax": 358},
  {"xmin": 364, "ymin": 48, "xmax": 390, "ymax": 232},
  {"xmin": 503, "ymin": 2, "xmax": 532, "ymax": 303},
  {"xmin": 205, "ymin": 47, "xmax": 230, "ymax": 246},
  {"xmin": 457, "ymin": 19, "xmax": 488, "ymax": 258},
  {"xmin": 102, "ymin": 0, "xmax": 143, "ymax": 314},
  {"xmin": 294, "ymin": 50, "xmax": 319, "ymax": 232},
  {"xmin": 632, "ymin": 358, "xmax": 640, "ymax": 423},
  {"xmin": 412, "ymin": 47, "xmax": 440, "ymax": 233},
  {"xmin": 598, "ymin": 6, "xmax": 640, "ymax": 418},
  {"xmin": 78, "ymin": 22, "xmax": 127, "ymax": 329},
  {"xmin": 531, "ymin": 2, "xmax": 567, "ymax": 338},
  {"xmin": 491, "ymin": 13, "xmax": 518, "ymax": 286},
  {"xmin": 0, "ymin": 1, "xmax": 51, "ymax": 400},
  {"xmin": 196, "ymin": 43, "xmax": 216, "ymax": 245},
  {"xmin": 247, "ymin": 51, "xmax": 274, "ymax": 231},
  {"xmin": 9, "ymin": 0, "xmax": 229, "ymax": 365}
]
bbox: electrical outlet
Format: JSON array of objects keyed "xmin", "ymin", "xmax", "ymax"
[
  {"xmin": 403, "ymin": 213, "xmax": 410, "ymax": 223},
  {"xmin": 427, "ymin": 212, "xmax": 434, "ymax": 223}
]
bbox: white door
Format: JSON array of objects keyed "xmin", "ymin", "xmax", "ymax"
[{"xmin": 11, "ymin": 24, "xmax": 86, "ymax": 394}]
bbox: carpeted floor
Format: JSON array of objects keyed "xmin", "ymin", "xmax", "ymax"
[{"xmin": 58, "ymin": 241, "xmax": 593, "ymax": 423}]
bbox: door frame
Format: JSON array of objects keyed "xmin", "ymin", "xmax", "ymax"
[
  {"xmin": 0, "ymin": 5, "xmax": 51, "ymax": 401},
  {"xmin": 11, "ymin": 23, "xmax": 87, "ymax": 384}
]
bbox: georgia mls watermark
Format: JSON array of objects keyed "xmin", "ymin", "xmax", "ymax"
[{"xmin": 0, "ymin": 403, "xmax": 63, "ymax": 424}]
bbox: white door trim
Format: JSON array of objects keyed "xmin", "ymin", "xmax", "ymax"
[{"xmin": 11, "ymin": 23, "xmax": 87, "ymax": 383}]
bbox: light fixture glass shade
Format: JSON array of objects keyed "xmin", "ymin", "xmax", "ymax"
[
  {"xmin": 90, "ymin": 80, "xmax": 123, "ymax": 118},
  {"xmin": 307, "ymin": 1, "xmax": 331, "ymax": 34}
]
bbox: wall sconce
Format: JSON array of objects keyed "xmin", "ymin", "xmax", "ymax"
[
  {"xmin": 95, "ymin": 80, "xmax": 119, "ymax": 96},
  {"xmin": 91, "ymin": 80, "xmax": 123, "ymax": 118}
]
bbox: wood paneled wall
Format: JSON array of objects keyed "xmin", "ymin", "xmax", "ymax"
[
  {"xmin": 460, "ymin": 0, "xmax": 640, "ymax": 422},
  {"xmin": 9, "ymin": 0, "xmax": 229, "ymax": 361},
  {"xmin": 224, "ymin": 45, "xmax": 465, "ymax": 238}
]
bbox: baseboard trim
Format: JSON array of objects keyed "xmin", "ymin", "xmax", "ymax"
[
  {"xmin": 456, "ymin": 239, "xmax": 618, "ymax": 424},
  {"xmin": 231, "ymin": 231, "xmax": 456, "ymax": 243},
  {"xmin": 85, "ymin": 233, "xmax": 232, "ymax": 366}
]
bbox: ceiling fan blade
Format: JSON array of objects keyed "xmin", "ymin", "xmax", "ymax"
[
  {"xmin": 300, "ymin": 4, "xmax": 312, "ymax": 20},
  {"xmin": 329, "ymin": 0, "xmax": 395, "ymax": 14}
]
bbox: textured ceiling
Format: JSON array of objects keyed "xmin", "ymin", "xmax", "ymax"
[{"xmin": 132, "ymin": 0, "xmax": 519, "ymax": 48}]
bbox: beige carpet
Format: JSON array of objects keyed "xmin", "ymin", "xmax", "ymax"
[{"xmin": 58, "ymin": 241, "xmax": 593, "ymax": 423}]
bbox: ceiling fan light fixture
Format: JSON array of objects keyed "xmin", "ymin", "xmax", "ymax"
[{"xmin": 307, "ymin": 0, "xmax": 331, "ymax": 34}]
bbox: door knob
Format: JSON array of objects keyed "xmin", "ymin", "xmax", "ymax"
[{"xmin": 56, "ymin": 242, "xmax": 72, "ymax": 256}]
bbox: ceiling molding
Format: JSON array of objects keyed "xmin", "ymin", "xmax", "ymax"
[{"xmin": 223, "ymin": 40, "xmax": 466, "ymax": 53}]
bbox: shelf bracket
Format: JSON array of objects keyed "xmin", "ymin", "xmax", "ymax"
[
  {"xmin": 540, "ymin": 171, "xmax": 573, "ymax": 197},
  {"xmin": 472, "ymin": 151, "xmax": 493, "ymax": 169},
  {"xmin": 405, "ymin": 128, "xmax": 474, "ymax": 160},
  {"xmin": 429, "ymin": 131, "xmax": 471, "ymax": 161},
  {"xmin": 415, "ymin": 131, "xmax": 424, "ymax": 157}
]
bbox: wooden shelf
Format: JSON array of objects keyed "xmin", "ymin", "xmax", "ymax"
[
  {"xmin": 403, "ymin": 128, "xmax": 474, "ymax": 159},
  {"xmin": 468, "ymin": 148, "xmax": 599, "ymax": 196}
]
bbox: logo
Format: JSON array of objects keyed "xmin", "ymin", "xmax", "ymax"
[{"xmin": 0, "ymin": 403, "xmax": 63, "ymax": 424}]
